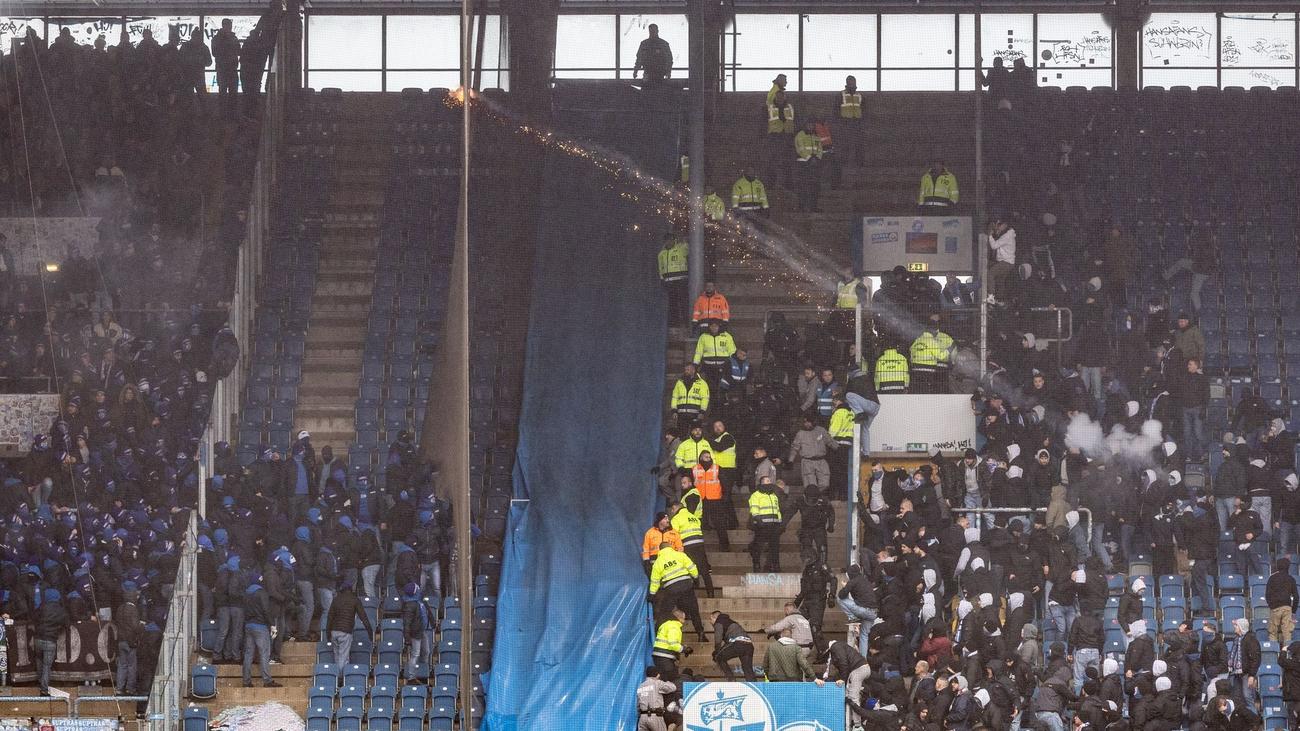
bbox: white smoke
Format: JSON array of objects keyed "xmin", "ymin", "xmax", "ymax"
[{"xmin": 1066, "ymin": 412, "xmax": 1165, "ymax": 465}]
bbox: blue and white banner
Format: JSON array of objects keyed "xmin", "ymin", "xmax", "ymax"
[{"xmin": 680, "ymin": 682, "xmax": 845, "ymax": 731}]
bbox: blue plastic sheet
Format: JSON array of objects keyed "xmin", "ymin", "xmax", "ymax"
[{"xmin": 484, "ymin": 84, "xmax": 680, "ymax": 731}]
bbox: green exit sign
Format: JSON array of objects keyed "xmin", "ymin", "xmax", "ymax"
[{"xmin": 907, "ymin": 442, "xmax": 928, "ymax": 452}]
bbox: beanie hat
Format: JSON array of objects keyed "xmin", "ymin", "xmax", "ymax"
[
  {"xmin": 1006, "ymin": 444, "xmax": 1021, "ymax": 462},
  {"xmin": 978, "ymin": 592, "xmax": 993, "ymax": 608},
  {"xmin": 1155, "ymin": 676, "xmax": 1171, "ymax": 692},
  {"xmin": 1152, "ymin": 660, "xmax": 1167, "ymax": 676},
  {"xmin": 1102, "ymin": 657, "xmax": 1118, "ymax": 676},
  {"xmin": 1087, "ymin": 276, "xmax": 1102, "ymax": 291},
  {"xmin": 957, "ymin": 600, "xmax": 973, "ymax": 619},
  {"xmin": 1131, "ymin": 578, "xmax": 1146, "ymax": 593}
]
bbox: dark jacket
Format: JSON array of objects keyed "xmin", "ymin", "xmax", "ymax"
[
  {"xmin": 1068, "ymin": 612, "xmax": 1104, "ymax": 651},
  {"xmin": 1117, "ymin": 589, "xmax": 1144, "ymax": 634},
  {"xmin": 114, "ymin": 601, "xmax": 144, "ymax": 647},
  {"xmin": 1213, "ymin": 444, "xmax": 1248, "ymax": 499},
  {"xmin": 243, "ymin": 586, "xmax": 274, "ymax": 627},
  {"xmin": 1125, "ymin": 634, "xmax": 1154, "ymax": 675},
  {"xmin": 1280, "ymin": 642, "xmax": 1300, "ymax": 702},
  {"xmin": 1236, "ymin": 631, "xmax": 1261, "ymax": 677},
  {"xmin": 34, "ymin": 600, "xmax": 71, "ymax": 642},
  {"xmin": 325, "ymin": 588, "xmax": 373, "ymax": 635},
  {"xmin": 400, "ymin": 596, "xmax": 434, "ymax": 640},
  {"xmin": 1265, "ymin": 571, "xmax": 1299, "ymax": 612},
  {"xmin": 825, "ymin": 640, "xmax": 867, "ymax": 680}
]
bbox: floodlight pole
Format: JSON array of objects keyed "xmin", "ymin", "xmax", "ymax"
[
  {"xmin": 457, "ymin": 0, "xmax": 476, "ymax": 724},
  {"xmin": 975, "ymin": 7, "xmax": 988, "ymax": 380}
]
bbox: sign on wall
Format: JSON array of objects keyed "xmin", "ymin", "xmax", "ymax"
[
  {"xmin": 7, "ymin": 620, "xmax": 117, "ymax": 683},
  {"xmin": 871, "ymin": 394, "xmax": 976, "ymax": 455},
  {"xmin": 0, "ymin": 394, "xmax": 62, "ymax": 453},
  {"xmin": 855, "ymin": 216, "xmax": 974, "ymax": 276},
  {"xmin": 680, "ymin": 682, "xmax": 845, "ymax": 731}
]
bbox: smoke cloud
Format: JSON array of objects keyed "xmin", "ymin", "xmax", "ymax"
[{"xmin": 1065, "ymin": 412, "xmax": 1164, "ymax": 466}]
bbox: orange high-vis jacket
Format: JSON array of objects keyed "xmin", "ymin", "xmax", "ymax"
[
  {"xmin": 642, "ymin": 527, "xmax": 684, "ymax": 560},
  {"xmin": 692, "ymin": 293, "xmax": 731, "ymax": 323},
  {"xmin": 692, "ymin": 464, "xmax": 722, "ymax": 500}
]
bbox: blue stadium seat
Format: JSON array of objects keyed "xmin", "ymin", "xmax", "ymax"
[
  {"xmin": 183, "ymin": 706, "xmax": 210, "ymax": 731},
  {"xmin": 313, "ymin": 662, "xmax": 339, "ymax": 687},
  {"xmin": 306, "ymin": 705, "xmax": 332, "ymax": 731},
  {"xmin": 190, "ymin": 664, "xmax": 217, "ymax": 699},
  {"xmin": 337, "ymin": 705, "xmax": 364, "ymax": 731},
  {"xmin": 1220, "ymin": 595, "xmax": 1247, "ymax": 625}
]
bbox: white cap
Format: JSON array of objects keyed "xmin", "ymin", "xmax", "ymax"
[
  {"xmin": 1287, "ymin": 473, "xmax": 1299, "ymax": 490},
  {"xmin": 958, "ymin": 600, "xmax": 973, "ymax": 619},
  {"xmin": 1007, "ymin": 444, "xmax": 1021, "ymax": 462},
  {"xmin": 1102, "ymin": 658, "xmax": 1118, "ymax": 676},
  {"xmin": 1162, "ymin": 441, "xmax": 1177, "ymax": 457},
  {"xmin": 1152, "ymin": 660, "xmax": 1167, "ymax": 676},
  {"xmin": 978, "ymin": 592, "xmax": 993, "ymax": 608},
  {"xmin": 1007, "ymin": 592, "xmax": 1024, "ymax": 611},
  {"xmin": 1127, "ymin": 400, "xmax": 1140, "ymax": 417},
  {"xmin": 1131, "ymin": 578, "xmax": 1146, "ymax": 593},
  {"xmin": 297, "ymin": 430, "xmax": 310, "ymax": 440},
  {"xmin": 1168, "ymin": 470, "xmax": 1182, "ymax": 486},
  {"xmin": 1155, "ymin": 676, "xmax": 1171, "ymax": 692}
]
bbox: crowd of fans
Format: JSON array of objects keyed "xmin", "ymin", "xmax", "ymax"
[
  {"xmin": 0, "ymin": 9, "xmax": 279, "ymax": 703},
  {"xmin": 644, "ymin": 65, "xmax": 1300, "ymax": 731}
]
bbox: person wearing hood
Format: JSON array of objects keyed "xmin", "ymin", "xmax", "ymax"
[
  {"xmin": 816, "ymin": 639, "xmax": 871, "ymax": 723},
  {"xmin": 1228, "ymin": 616, "xmax": 1260, "ymax": 710},
  {"xmin": 400, "ymin": 582, "xmax": 436, "ymax": 682},
  {"xmin": 709, "ymin": 611, "xmax": 757, "ymax": 681},
  {"xmin": 33, "ymin": 587, "xmax": 69, "ymax": 695},
  {"xmin": 113, "ymin": 598, "xmax": 144, "ymax": 694},
  {"xmin": 1279, "ymin": 639, "xmax": 1300, "ymax": 725},
  {"xmin": 263, "ymin": 551, "xmax": 296, "ymax": 663},
  {"xmin": 1124, "ymin": 619, "xmax": 1154, "ymax": 677},
  {"xmin": 290, "ymin": 526, "xmax": 317, "ymax": 641},
  {"xmin": 1068, "ymin": 595, "xmax": 1104, "ymax": 691},
  {"xmin": 1118, "ymin": 579, "xmax": 1146, "ymax": 649},
  {"xmin": 1279, "ymin": 473, "xmax": 1300, "ymax": 559},
  {"xmin": 1265, "ymin": 557, "xmax": 1300, "ymax": 644},
  {"xmin": 1031, "ymin": 670, "xmax": 1075, "ymax": 731},
  {"xmin": 241, "ymin": 581, "xmax": 280, "ymax": 688},
  {"xmin": 326, "ymin": 579, "xmax": 374, "ymax": 665},
  {"xmin": 1214, "ymin": 442, "xmax": 1249, "ymax": 532},
  {"xmin": 1181, "ymin": 498, "xmax": 1220, "ymax": 618},
  {"xmin": 793, "ymin": 562, "xmax": 833, "ymax": 644},
  {"xmin": 1263, "ymin": 417, "xmax": 1298, "ymax": 473},
  {"xmin": 215, "ymin": 555, "xmax": 247, "ymax": 663}
]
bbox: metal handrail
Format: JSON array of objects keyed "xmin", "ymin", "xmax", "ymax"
[
  {"xmin": 145, "ymin": 511, "xmax": 197, "ymax": 731},
  {"xmin": 72, "ymin": 695, "xmax": 148, "ymax": 717}
]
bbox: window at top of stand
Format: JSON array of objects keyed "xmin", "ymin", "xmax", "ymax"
[
  {"xmin": 0, "ymin": 17, "xmax": 43, "ymax": 51},
  {"xmin": 554, "ymin": 14, "xmax": 616, "ymax": 73},
  {"xmin": 1143, "ymin": 13, "xmax": 1218, "ymax": 69},
  {"xmin": 617, "ymin": 14, "xmax": 688, "ymax": 75},
  {"xmin": 307, "ymin": 14, "xmax": 382, "ymax": 70},
  {"xmin": 125, "ymin": 16, "xmax": 199, "ymax": 45}
]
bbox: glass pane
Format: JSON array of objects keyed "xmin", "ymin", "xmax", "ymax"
[
  {"xmin": 387, "ymin": 70, "xmax": 461, "ymax": 90},
  {"xmin": 618, "ymin": 14, "xmax": 688, "ymax": 74},
  {"xmin": 201, "ymin": 16, "xmax": 260, "ymax": 70},
  {"xmin": 958, "ymin": 15, "xmax": 974, "ymax": 68},
  {"xmin": 1143, "ymin": 13, "xmax": 1217, "ymax": 68},
  {"xmin": 51, "ymin": 18, "xmax": 120, "ymax": 46},
  {"xmin": 980, "ymin": 14, "xmax": 1033, "ymax": 67},
  {"xmin": 802, "ymin": 69, "xmax": 876, "ymax": 92},
  {"xmin": 881, "ymin": 15, "xmax": 956, "ymax": 69},
  {"xmin": 307, "ymin": 70, "xmax": 383, "ymax": 92},
  {"xmin": 1221, "ymin": 13, "xmax": 1296, "ymax": 68},
  {"xmin": 387, "ymin": 16, "xmax": 459, "ymax": 70},
  {"xmin": 307, "ymin": 15, "xmax": 382, "ymax": 70},
  {"xmin": 881, "ymin": 69, "xmax": 957, "ymax": 91},
  {"xmin": 1038, "ymin": 14, "xmax": 1113, "ymax": 70},
  {"xmin": 803, "ymin": 14, "xmax": 876, "ymax": 70},
  {"xmin": 1221, "ymin": 67, "xmax": 1296, "ymax": 89},
  {"xmin": 478, "ymin": 15, "xmax": 505, "ymax": 74},
  {"xmin": 733, "ymin": 14, "xmax": 799, "ymax": 72},
  {"xmin": 730, "ymin": 69, "xmax": 784, "ymax": 92},
  {"xmin": 555, "ymin": 15, "xmax": 616, "ymax": 71},
  {"xmin": 125, "ymin": 16, "xmax": 199, "ymax": 45},
  {"xmin": 1037, "ymin": 68, "xmax": 1114, "ymax": 89},
  {"xmin": 1, "ymin": 18, "xmax": 43, "ymax": 52},
  {"xmin": 555, "ymin": 68, "xmax": 617, "ymax": 80},
  {"xmin": 1141, "ymin": 68, "xmax": 1217, "ymax": 88}
]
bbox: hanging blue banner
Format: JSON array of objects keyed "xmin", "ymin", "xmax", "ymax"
[{"xmin": 680, "ymin": 682, "xmax": 845, "ymax": 731}]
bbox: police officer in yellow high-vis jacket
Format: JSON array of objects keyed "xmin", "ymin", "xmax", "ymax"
[
  {"xmin": 909, "ymin": 318, "xmax": 954, "ymax": 394},
  {"xmin": 918, "ymin": 161, "xmax": 959, "ymax": 210},
  {"xmin": 828, "ymin": 394, "xmax": 855, "ymax": 497},
  {"xmin": 766, "ymin": 90, "xmax": 795, "ymax": 188},
  {"xmin": 694, "ymin": 321, "xmax": 737, "ymax": 384},
  {"xmin": 658, "ymin": 232, "xmax": 688, "ymax": 323},
  {"xmin": 732, "ymin": 173, "xmax": 770, "ymax": 214},
  {"xmin": 838, "ymin": 75, "xmax": 864, "ymax": 165},
  {"xmin": 747, "ymin": 478, "xmax": 784, "ymax": 572},
  {"xmin": 651, "ymin": 608, "xmax": 688, "ymax": 682},
  {"xmin": 648, "ymin": 544, "xmax": 705, "ymax": 641},
  {"xmin": 874, "ymin": 347, "xmax": 910, "ymax": 393},
  {"xmin": 670, "ymin": 364, "xmax": 710, "ymax": 428},
  {"xmin": 671, "ymin": 489, "xmax": 714, "ymax": 597},
  {"xmin": 674, "ymin": 424, "xmax": 709, "ymax": 472}
]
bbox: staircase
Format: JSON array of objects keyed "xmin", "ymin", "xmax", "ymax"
[
  {"xmin": 190, "ymin": 640, "xmax": 315, "ymax": 718},
  {"xmin": 684, "ymin": 497, "xmax": 850, "ymax": 679},
  {"xmin": 294, "ymin": 99, "xmax": 394, "ymax": 451}
]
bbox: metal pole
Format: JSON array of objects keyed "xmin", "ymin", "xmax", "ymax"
[
  {"xmin": 849, "ymin": 426, "xmax": 861, "ymax": 568},
  {"xmin": 687, "ymin": 1, "xmax": 707, "ymax": 314},
  {"xmin": 975, "ymin": 8, "xmax": 988, "ymax": 380},
  {"xmin": 457, "ymin": 0, "xmax": 476, "ymax": 725}
]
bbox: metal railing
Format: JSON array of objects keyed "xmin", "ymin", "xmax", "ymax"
[{"xmin": 145, "ymin": 511, "xmax": 198, "ymax": 731}]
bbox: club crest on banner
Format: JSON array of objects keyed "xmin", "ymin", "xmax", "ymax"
[{"xmin": 682, "ymin": 683, "xmax": 777, "ymax": 731}]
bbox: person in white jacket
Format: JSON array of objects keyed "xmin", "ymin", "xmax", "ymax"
[{"xmin": 982, "ymin": 218, "xmax": 1017, "ymax": 304}]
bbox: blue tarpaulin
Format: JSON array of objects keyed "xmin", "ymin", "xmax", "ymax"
[{"xmin": 484, "ymin": 84, "xmax": 680, "ymax": 731}]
